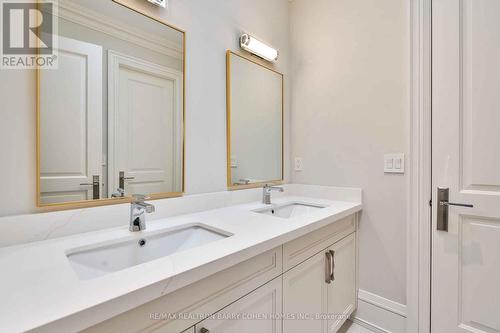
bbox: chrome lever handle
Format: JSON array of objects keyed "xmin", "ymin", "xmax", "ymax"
[
  {"xmin": 439, "ymin": 201, "xmax": 473, "ymax": 208},
  {"xmin": 437, "ymin": 187, "xmax": 474, "ymax": 232},
  {"xmin": 80, "ymin": 175, "xmax": 100, "ymax": 200}
]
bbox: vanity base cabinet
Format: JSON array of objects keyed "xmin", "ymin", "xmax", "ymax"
[
  {"xmin": 283, "ymin": 217, "xmax": 357, "ymax": 333},
  {"xmin": 195, "ymin": 277, "xmax": 282, "ymax": 333},
  {"xmin": 84, "ymin": 247, "xmax": 282, "ymax": 333},
  {"xmin": 84, "ymin": 215, "xmax": 358, "ymax": 333}
]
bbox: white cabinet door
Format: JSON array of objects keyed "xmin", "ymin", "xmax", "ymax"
[
  {"xmin": 432, "ymin": 1, "xmax": 500, "ymax": 332},
  {"xmin": 327, "ymin": 233, "xmax": 356, "ymax": 332},
  {"xmin": 108, "ymin": 51, "xmax": 183, "ymax": 196},
  {"xmin": 283, "ymin": 233, "xmax": 356, "ymax": 333},
  {"xmin": 283, "ymin": 250, "xmax": 329, "ymax": 333},
  {"xmin": 39, "ymin": 36, "xmax": 103, "ymax": 204},
  {"xmin": 195, "ymin": 277, "xmax": 282, "ymax": 333}
]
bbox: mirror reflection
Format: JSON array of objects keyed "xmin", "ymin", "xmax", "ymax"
[
  {"xmin": 226, "ymin": 51, "xmax": 283, "ymax": 188},
  {"xmin": 38, "ymin": 0, "xmax": 184, "ymax": 206}
]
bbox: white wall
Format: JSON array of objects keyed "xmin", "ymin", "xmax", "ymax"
[
  {"xmin": 289, "ymin": 0, "xmax": 409, "ymax": 306},
  {"xmin": 0, "ymin": 0, "xmax": 291, "ymax": 217}
]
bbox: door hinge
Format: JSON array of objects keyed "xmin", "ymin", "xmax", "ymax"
[{"xmin": 429, "ymin": 199, "xmax": 432, "ymax": 207}]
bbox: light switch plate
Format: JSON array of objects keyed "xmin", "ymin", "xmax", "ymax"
[
  {"xmin": 384, "ymin": 153, "xmax": 405, "ymax": 174},
  {"xmin": 294, "ymin": 157, "xmax": 303, "ymax": 171}
]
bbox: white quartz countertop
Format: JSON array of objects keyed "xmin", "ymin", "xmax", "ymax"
[{"xmin": 0, "ymin": 190, "xmax": 361, "ymax": 332}]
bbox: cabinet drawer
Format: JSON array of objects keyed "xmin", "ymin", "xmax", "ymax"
[
  {"xmin": 84, "ymin": 247, "xmax": 282, "ymax": 333},
  {"xmin": 283, "ymin": 214, "xmax": 356, "ymax": 272},
  {"xmin": 195, "ymin": 277, "xmax": 282, "ymax": 333}
]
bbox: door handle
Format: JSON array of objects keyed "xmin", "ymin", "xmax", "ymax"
[
  {"xmin": 80, "ymin": 175, "xmax": 100, "ymax": 200},
  {"xmin": 325, "ymin": 251, "xmax": 332, "ymax": 284},
  {"xmin": 119, "ymin": 171, "xmax": 135, "ymax": 190},
  {"xmin": 329, "ymin": 250, "xmax": 335, "ymax": 282},
  {"xmin": 437, "ymin": 187, "xmax": 473, "ymax": 232},
  {"xmin": 200, "ymin": 328, "xmax": 210, "ymax": 333},
  {"xmin": 439, "ymin": 202, "xmax": 473, "ymax": 208}
]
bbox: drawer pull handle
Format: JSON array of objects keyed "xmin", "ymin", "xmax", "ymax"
[
  {"xmin": 325, "ymin": 251, "xmax": 332, "ymax": 284},
  {"xmin": 330, "ymin": 250, "xmax": 335, "ymax": 282}
]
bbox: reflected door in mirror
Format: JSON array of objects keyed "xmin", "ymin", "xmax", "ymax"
[
  {"xmin": 39, "ymin": 36, "xmax": 103, "ymax": 204},
  {"xmin": 37, "ymin": 0, "xmax": 185, "ymax": 207}
]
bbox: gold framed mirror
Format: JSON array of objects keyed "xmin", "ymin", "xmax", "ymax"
[
  {"xmin": 36, "ymin": 0, "xmax": 185, "ymax": 210},
  {"xmin": 226, "ymin": 51, "xmax": 284, "ymax": 190}
]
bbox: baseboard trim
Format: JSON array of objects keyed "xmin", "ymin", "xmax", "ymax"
[{"xmin": 352, "ymin": 290, "xmax": 407, "ymax": 333}]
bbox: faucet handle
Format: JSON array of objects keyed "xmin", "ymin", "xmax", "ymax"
[
  {"xmin": 132, "ymin": 194, "xmax": 149, "ymax": 203},
  {"xmin": 263, "ymin": 184, "xmax": 284, "ymax": 192}
]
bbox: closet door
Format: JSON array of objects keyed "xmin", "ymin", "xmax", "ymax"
[{"xmin": 432, "ymin": 0, "xmax": 500, "ymax": 332}]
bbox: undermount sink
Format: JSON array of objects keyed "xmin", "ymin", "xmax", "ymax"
[
  {"xmin": 254, "ymin": 202, "xmax": 327, "ymax": 219},
  {"xmin": 67, "ymin": 225, "xmax": 231, "ymax": 280}
]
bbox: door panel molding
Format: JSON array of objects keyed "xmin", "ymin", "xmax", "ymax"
[
  {"xmin": 459, "ymin": 0, "xmax": 500, "ymax": 194},
  {"xmin": 458, "ymin": 215, "xmax": 500, "ymax": 332}
]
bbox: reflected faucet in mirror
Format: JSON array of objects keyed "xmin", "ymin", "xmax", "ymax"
[
  {"xmin": 112, "ymin": 171, "xmax": 135, "ymax": 198},
  {"xmin": 262, "ymin": 184, "xmax": 284, "ymax": 205},
  {"xmin": 130, "ymin": 195, "xmax": 155, "ymax": 232}
]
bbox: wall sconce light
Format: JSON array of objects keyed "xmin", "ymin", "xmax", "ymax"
[{"xmin": 240, "ymin": 34, "xmax": 279, "ymax": 62}]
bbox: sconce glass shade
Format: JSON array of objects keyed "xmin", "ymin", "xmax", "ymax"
[{"xmin": 240, "ymin": 34, "xmax": 279, "ymax": 62}]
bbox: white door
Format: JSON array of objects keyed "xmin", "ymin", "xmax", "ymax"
[
  {"xmin": 327, "ymin": 234, "xmax": 356, "ymax": 332},
  {"xmin": 283, "ymin": 249, "xmax": 329, "ymax": 333},
  {"xmin": 432, "ymin": 1, "xmax": 500, "ymax": 332},
  {"xmin": 195, "ymin": 277, "xmax": 282, "ymax": 333},
  {"xmin": 108, "ymin": 51, "xmax": 182, "ymax": 196},
  {"xmin": 39, "ymin": 36, "xmax": 102, "ymax": 204}
]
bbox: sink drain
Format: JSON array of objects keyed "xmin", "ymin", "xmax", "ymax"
[{"xmin": 138, "ymin": 239, "xmax": 147, "ymax": 247}]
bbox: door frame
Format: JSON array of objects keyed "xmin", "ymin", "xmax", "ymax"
[{"xmin": 408, "ymin": 0, "xmax": 432, "ymax": 332}]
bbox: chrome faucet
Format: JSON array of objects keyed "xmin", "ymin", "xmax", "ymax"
[
  {"xmin": 112, "ymin": 171, "xmax": 135, "ymax": 198},
  {"xmin": 262, "ymin": 184, "xmax": 284, "ymax": 204},
  {"xmin": 111, "ymin": 188, "xmax": 125, "ymax": 198},
  {"xmin": 130, "ymin": 195, "xmax": 155, "ymax": 232}
]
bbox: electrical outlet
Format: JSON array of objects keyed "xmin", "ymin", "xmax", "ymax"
[{"xmin": 294, "ymin": 157, "xmax": 303, "ymax": 171}]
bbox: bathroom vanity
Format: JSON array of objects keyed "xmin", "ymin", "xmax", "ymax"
[{"xmin": 0, "ymin": 185, "xmax": 361, "ymax": 333}]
